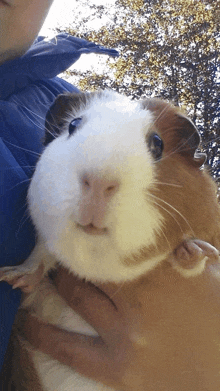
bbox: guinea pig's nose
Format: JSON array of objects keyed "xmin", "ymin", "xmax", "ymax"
[{"xmin": 82, "ymin": 175, "xmax": 119, "ymax": 199}]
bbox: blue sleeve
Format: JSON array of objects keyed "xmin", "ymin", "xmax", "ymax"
[{"xmin": 0, "ymin": 79, "xmax": 79, "ymax": 372}]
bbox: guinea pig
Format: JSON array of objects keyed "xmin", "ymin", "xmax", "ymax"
[
  {"xmin": 1, "ymin": 90, "xmax": 220, "ymax": 391},
  {"xmin": 27, "ymin": 89, "xmax": 220, "ymax": 281}
]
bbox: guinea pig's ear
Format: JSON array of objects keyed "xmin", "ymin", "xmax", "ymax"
[
  {"xmin": 44, "ymin": 92, "xmax": 87, "ymax": 146},
  {"xmin": 176, "ymin": 114, "xmax": 206, "ymax": 167}
]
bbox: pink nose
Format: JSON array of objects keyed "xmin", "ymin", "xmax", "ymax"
[
  {"xmin": 78, "ymin": 174, "xmax": 120, "ymax": 227},
  {"xmin": 82, "ymin": 175, "xmax": 119, "ymax": 199}
]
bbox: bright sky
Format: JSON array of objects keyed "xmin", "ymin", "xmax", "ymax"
[
  {"xmin": 40, "ymin": 0, "xmax": 76, "ymax": 37},
  {"xmin": 40, "ymin": 0, "xmax": 116, "ymax": 73},
  {"xmin": 40, "ymin": 0, "xmax": 115, "ymax": 36}
]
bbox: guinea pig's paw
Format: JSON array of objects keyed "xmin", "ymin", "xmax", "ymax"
[
  {"xmin": 192, "ymin": 240, "xmax": 220, "ymax": 263},
  {"xmin": 0, "ymin": 262, "xmax": 44, "ymax": 292},
  {"xmin": 170, "ymin": 239, "xmax": 220, "ymax": 277}
]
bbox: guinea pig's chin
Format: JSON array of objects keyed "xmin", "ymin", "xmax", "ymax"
[
  {"xmin": 48, "ymin": 233, "xmax": 163, "ymax": 282},
  {"xmin": 45, "ymin": 213, "xmax": 163, "ymax": 282}
]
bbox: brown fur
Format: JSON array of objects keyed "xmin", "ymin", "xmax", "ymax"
[{"xmin": 124, "ymin": 99, "xmax": 220, "ymax": 266}]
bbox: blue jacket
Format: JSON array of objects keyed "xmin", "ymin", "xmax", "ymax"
[{"xmin": 0, "ymin": 33, "xmax": 118, "ymax": 371}]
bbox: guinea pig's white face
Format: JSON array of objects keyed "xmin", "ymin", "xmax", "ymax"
[{"xmin": 28, "ymin": 91, "xmax": 166, "ymax": 282}]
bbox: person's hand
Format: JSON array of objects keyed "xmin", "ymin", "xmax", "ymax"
[{"xmin": 22, "ymin": 261, "xmax": 220, "ymax": 391}]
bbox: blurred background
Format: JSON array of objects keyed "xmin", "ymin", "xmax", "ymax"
[{"xmin": 40, "ymin": 0, "xmax": 220, "ymax": 187}]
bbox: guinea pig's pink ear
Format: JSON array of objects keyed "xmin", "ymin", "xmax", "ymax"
[
  {"xmin": 176, "ymin": 114, "xmax": 206, "ymax": 167},
  {"xmin": 44, "ymin": 92, "xmax": 87, "ymax": 146},
  {"xmin": 193, "ymin": 151, "xmax": 207, "ymax": 167}
]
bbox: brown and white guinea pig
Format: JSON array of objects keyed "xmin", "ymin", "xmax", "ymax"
[
  {"xmin": 2, "ymin": 90, "xmax": 220, "ymax": 391},
  {"xmin": 26, "ymin": 89, "xmax": 220, "ymax": 282}
]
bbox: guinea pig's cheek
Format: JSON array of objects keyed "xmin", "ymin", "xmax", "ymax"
[{"xmin": 113, "ymin": 199, "xmax": 162, "ymax": 254}]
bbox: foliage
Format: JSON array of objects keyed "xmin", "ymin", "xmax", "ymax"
[{"xmin": 59, "ymin": 0, "xmax": 220, "ymax": 185}]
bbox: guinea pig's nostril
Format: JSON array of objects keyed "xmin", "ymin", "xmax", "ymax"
[
  {"xmin": 82, "ymin": 178, "xmax": 90, "ymax": 188},
  {"xmin": 82, "ymin": 175, "xmax": 119, "ymax": 197},
  {"xmin": 107, "ymin": 186, "xmax": 115, "ymax": 192},
  {"xmin": 104, "ymin": 182, "xmax": 119, "ymax": 197}
]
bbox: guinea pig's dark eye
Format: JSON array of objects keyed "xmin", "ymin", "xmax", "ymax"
[
  {"xmin": 68, "ymin": 117, "xmax": 82, "ymax": 136},
  {"xmin": 148, "ymin": 133, "xmax": 164, "ymax": 160}
]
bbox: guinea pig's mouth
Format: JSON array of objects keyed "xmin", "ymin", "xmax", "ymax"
[{"xmin": 77, "ymin": 223, "xmax": 108, "ymax": 236}]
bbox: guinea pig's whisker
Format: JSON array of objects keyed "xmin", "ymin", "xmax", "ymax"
[
  {"xmin": 21, "ymin": 105, "xmax": 45, "ymax": 122},
  {"xmin": 152, "ymin": 181, "xmax": 183, "ymax": 188},
  {"xmin": 15, "ymin": 104, "xmax": 46, "ymax": 131},
  {"xmin": 149, "ymin": 193, "xmax": 195, "ymax": 235},
  {"xmin": 161, "ymin": 142, "xmax": 192, "ymax": 163},
  {"xmin": 16, "ymin": 200, "xmax": 29, "ymax": 216},
  {"xmin": 15, "ymin": 103, "xmax": 59, "ymax": 141},
  {"xmin": 1, "ymin": 178, "xmax": 31, "ymax": 195},
  {"xmin": 45, "ymin": 126, "xmax": 59, "ymax": 140},
  {"xmin": 25, "ymin": 116, "xmax": 44, "ymax": 131},
  {"xmin": 109, "ymin": 281, "xmax": 125, "ymax": 300},
  {"xmin": 148, "ymin": 196, "xmax": 184, "ymax": 234},
  {"xmin": 1, "ymin": 165, "xmax": 36, "ymax": 172},
  {"xmin": 45, "ymin": 111, "xmax": 62, "ymax": 139},
  {"xmin": 156, "ymin": 143, "xmax": 190, "ymax": 164},
  {"xmin": 152, "ymin": 149, "xmax": 179, "ymax": 165},
  {"xmin": 3, "ymin": 139, "xmax": 41, "ymax": 157},
  {"xmin": 16, "ymin": 102, "xmax": 46, "ymax": 122},
  {"xmin": 152, "ymin": 105, "xmax": 170, "ymax": 128},
  {"xmin": 158, "ymin": 227, "xmax": 172, "ymax": 251},
  {"xmin": 174, "ymin": 133, "xmax": 199, "ymax": 154},
  {"xmin": 152, "ymin": 128, "xmax": 200, "ymax": 164},
  {"xmin": 21, "ymin": 111, "xmax": 44, "ymax": 131},
  {"xmin": 16, "ymin": 211, "xmax": 32, "ymax": 237},
  {"xmin": 201, "ymin": 133, "xmax": 219, "ymax": 145},
  {"xmin": 156, "ymin": 125, "xmax": 178, "ymax": 136}
]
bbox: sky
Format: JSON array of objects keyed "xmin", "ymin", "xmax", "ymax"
[
  {"xmin": 40, "ymin": 0, "xmax": 115, "ymax": 36},
  {"xmin": 40, "ymin": 0, "xmax": 78, "ymax": 37},
  {"xmin": 40, "ymin": 0, "xmax": 116, "ymax": 74}
]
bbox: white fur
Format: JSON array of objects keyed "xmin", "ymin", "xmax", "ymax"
[
  {"xmin": 28, "ymin": 91, "xmax": 164, "ymax": 282},
  {"xmin": 172, "ymin": 256, "xmax": 209, "ymax": 277}
]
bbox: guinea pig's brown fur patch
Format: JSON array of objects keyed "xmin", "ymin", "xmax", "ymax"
[
  {"xmin": 123, "ymin": 99, "xmax": 220, "ymax": 266},
  {"xmin": 134, "ymin": 99, "xmax": 220, "ymax": 266}
]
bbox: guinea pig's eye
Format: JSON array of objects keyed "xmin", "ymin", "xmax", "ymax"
[
  {"xmin": 68, "ymin": 117, "xmax": 82, "ymax": 136},
  {"xmin": 148, "ymin": 133, "xmax": 164, "ymax": 160}
]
